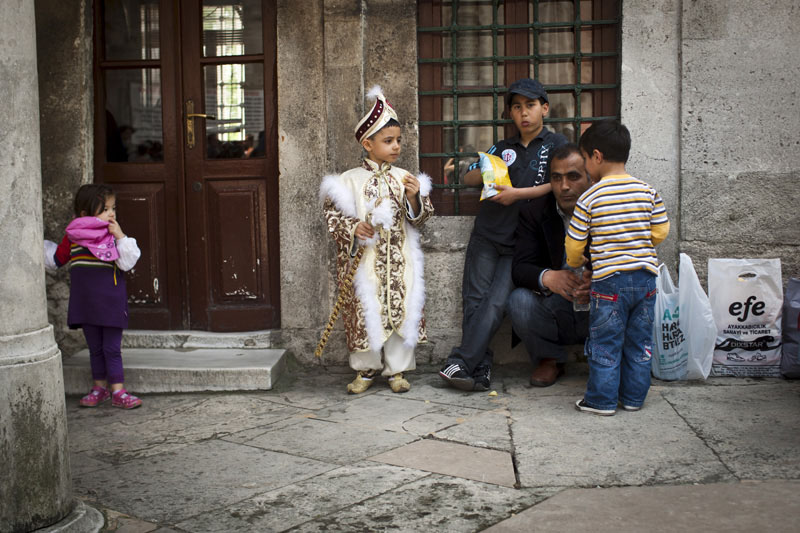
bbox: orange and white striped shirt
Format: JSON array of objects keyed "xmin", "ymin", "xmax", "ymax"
[{"xmin": 565, "ymin": 174, "xmax": 669, "ymax": 281}]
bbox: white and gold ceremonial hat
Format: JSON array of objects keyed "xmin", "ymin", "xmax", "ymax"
[{"xmin": 354, "ymin": 85, "xmax": 399, "ymax": 144}]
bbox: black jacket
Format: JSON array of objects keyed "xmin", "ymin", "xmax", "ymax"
[{"xmin": 512, "ymin": 193, "xmax": 589, "ymax": 294}]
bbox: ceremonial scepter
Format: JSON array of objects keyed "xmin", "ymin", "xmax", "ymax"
[{"xmin": 314, "ymin": 246, "xmax": 365, "ymax": 358}]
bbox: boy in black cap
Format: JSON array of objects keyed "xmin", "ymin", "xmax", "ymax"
[{"xmin": 439, "ymin": 78, "xmax": 568, "ymax": 391}]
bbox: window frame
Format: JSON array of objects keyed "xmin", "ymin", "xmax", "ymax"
[{"xmin": 417, "ymin": 0, "xmax": 622, "ymax": 215}]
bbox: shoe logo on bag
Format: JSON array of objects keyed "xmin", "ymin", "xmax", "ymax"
[
  {"xmin": 728, "ymin": 295, "xmax": 766, "ymax": 322},
  {"xmin": 715, "ymin": 335, "xmax": 780, "ymax": 352},
  {"xmin": 726, "ymin": 352, "xmax": 768, "ymax": 362}
]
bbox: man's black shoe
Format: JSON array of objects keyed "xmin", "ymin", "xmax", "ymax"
[
  {"xmin": 473, "ymin": 364, "xmax": 491, "ymax": 391},
  {"xmin": 439, "ymin": 363, "xmax": 475, "ymax": 391}
]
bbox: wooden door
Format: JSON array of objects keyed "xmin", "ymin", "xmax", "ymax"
[{"xmin": 94, "ymin": 0, "xmax": 279, "ymax": 331}]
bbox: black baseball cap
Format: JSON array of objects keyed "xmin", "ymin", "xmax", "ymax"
[{"xmin": 505, "ymin": 78, "xmax": 549, "ymax": 106}]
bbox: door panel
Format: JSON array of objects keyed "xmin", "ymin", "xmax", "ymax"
[
  {"xmin": 114, "ymin": 183, "xmax": 169, "ymax": 318},
  {"xmin": 205, "ymin": 178, "xmax": 275, "ymax": 330},
  {"xmin": 94, "ymin": 0, "xmax": 279, "ymax": 331}
]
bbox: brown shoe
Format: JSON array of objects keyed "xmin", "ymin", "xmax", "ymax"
[{"xmin": 529, "ymin": 359, "xmax": 565, "ymax": 387}]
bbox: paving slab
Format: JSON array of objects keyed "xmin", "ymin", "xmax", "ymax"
[
  {"xmin": 67, "ymin": 393, "xmax": 303, "ymax": 463},
  {"xmin": 511, "ymin": 390, "xmax": 733, "ymax": 487},
  {"xmin": 239, "ymin": 417, "xmax": 419, "ymax": 464},
  {"xmin": 314, "ymin": 392, "xmax": 505, "ymax": 440},
  {"xmin": 661, "ymin": 382, "xmax": 800, "ymax": 479},
  {"xmin": 69, "ymin": 452, "xmax": 113, "ymax": 478},
  {"xmin": 290, "ymin": 474, "xmax": 556, "ymax": 532},
  {"xmin": 176, "ymin": 463, "xmax": 430, "ymax": 532},
  {"xmin": 500, "ymin": 365, "xmax": 590, "ymax": 400},
  {"xmin": 101, "ymin": 509, "xmax": 161, "ymax": 533},
  {"xmin": 259, "ymin": 371, "xmax": 373, "ymax": 410},
  {"xmin": 429, "ymin": 408, "xmax": 513, "ymax": 452},
  {"xmin": 72, "ymin": 439, "xmax": 338, "ymax": 523},
  {"xmin": 483, "ymin": 480, "xmax": 800, "ymax": 533},
  {"xmin": 369, "ymin": 439, "xmax": 517, "ymax": 488},
  {"xmin": 63, "ymin": 348, "xmax": 286, "ymax": 393}
]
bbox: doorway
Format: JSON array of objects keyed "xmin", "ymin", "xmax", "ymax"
[{"xmin": 94, "ymin": 0, "xmax": 279, "ymax": 331}]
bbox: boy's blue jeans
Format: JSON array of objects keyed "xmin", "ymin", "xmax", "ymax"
[{"xmin": 584, "ymin": 269, "xmax": 657, "ymax": 411}]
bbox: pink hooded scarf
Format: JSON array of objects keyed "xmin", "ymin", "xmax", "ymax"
[{"xmin": 65, "ymin": 216, "xmax": 119, "ymax": 262}]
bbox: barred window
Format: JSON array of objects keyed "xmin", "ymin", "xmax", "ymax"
[{"xmin": 418, "ymin": 0, "xmax": 621, "ymax": 215}]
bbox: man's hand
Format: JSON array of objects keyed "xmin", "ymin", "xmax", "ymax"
[
  {"xmin": 488, "ymin": 184, "xmax": 518, "ymax": 205},
  {"xmin": 542, "ymin": 269, "xmax": 581, "ymax": 301},
  {"xmin": 355, "ymin": 221, "xmax": 375, "ymax": 240}
]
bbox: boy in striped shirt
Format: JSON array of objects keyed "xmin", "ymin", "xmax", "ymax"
[{"xmin": 565, "ymin": 120, "xmax": 670, "ymax": 416}]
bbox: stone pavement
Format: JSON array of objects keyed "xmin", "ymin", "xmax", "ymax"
[{"xmin": 65, "ymin": 363, "xmax": 800, "ymax": 532}]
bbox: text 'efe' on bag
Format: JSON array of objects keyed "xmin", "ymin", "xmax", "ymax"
[{"xmin": 709, "ymin": 258, "xmax": 783, "ymax": 377}]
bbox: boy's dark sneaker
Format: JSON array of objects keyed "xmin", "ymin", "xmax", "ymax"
[
  {"xmin": 619, "ymin": 403, "xmax": 642, "ymax": 412},
  {"xmin": 574, "ymin": 398, "xmax": 615, "ymax": 416},
  {"xmin": 439, "ymin": 363, "xmax": 475, "ymax": 391},
  {"xmin": 472, "ymin": 364, "xmax": 491, "ymax": 391}
]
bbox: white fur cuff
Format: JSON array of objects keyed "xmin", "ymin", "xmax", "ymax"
[{"xmin": 417, "ymin": 172, "xmax": 432, "ymax": 197}]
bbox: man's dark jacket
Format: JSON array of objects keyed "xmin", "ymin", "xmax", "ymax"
[{"xmin": 512, "ymin": 193, "xmax": 589, "ymax": 294}]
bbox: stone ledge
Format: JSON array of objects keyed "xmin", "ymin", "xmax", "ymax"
[
  {"xmin": 122, "ymin": 329, "xmax": 276, "ymax": 349},
  {"xmin": 63, "ymin": 348, "xmax": 286, "ymax": 394}
]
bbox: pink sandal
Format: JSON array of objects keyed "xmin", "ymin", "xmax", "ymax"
[
  {"xmin": 79, "ymin": 386, "xmax": 111, "ymax": 407},
  {"xmin": 111, "ymin": 388, "xmax": 142, "ymax": 409}
]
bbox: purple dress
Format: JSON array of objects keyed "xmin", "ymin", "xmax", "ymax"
[{"xmin": 56, "ymin": 236, "xmax": 129, "ymax": 329}]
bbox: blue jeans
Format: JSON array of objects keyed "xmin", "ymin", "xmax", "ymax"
[
  {"xmin": 584, "ymin": 270, "xmax": 657, "ymax": 411},
  {"xmin": 508, "ymin": 287, "xmax": 589, "ymax": 364},
  {"xmin": 447, "ymin": 233, "xmax": 515, "ymax": 374}
]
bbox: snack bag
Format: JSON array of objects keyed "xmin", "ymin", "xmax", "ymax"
[{"xmin": 478, "ymin": 152, "xmax": 512, "ymax": 200}]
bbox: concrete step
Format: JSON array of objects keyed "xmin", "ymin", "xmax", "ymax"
[
  {"xmin": 121, "ymin": 329, "xmax": 277, "ymax": 349},
  {"xmin": 62, "ymin": 347, "xmax": 286, "ymax": 394}
]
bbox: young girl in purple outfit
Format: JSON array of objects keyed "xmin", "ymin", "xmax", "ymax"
[{"xmin": 45, "ymin": 184, "xmax": 142, "ymax": 409}]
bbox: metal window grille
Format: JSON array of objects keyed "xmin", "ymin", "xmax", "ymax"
[{"xmin": 418, "ymin": 0, "xmax": 621, "ymax": 215}]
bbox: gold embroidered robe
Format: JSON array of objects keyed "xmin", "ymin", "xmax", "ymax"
[{"xmin": 320, "ymin": 160, "xmax": 434, "ymax": 353}]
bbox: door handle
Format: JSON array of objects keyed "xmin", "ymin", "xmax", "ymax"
[{"xmin": 185, "ymin": 100, "xmax": 216, "ymax": 149}]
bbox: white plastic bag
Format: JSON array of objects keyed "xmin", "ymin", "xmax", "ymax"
[
  {"xmin": 679, "ymin": 253, "xmax": 716, "ymax": 380},
  {"xmin": 651, "ymin": 254, "xmax": 715, "ymax": 381},
  {"xmin": 709, "ymin": 258, "xmax": 783, "ymax": 377},
  {"xmin": 652, "ymin": 263, "xmax": 686, "ymax": 380}
]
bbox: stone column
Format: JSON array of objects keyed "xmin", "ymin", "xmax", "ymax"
[{"xmin": 0, "ymin": 0, "xmax": 73, "ymax": 530}]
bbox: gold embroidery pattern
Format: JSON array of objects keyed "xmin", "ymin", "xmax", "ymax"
[{"xmin": 322, "ymin": 165, "xmax": 434, "ymax": 353}]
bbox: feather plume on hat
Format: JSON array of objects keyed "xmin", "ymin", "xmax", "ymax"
[{"xmin": 354, "ymin": 85, "xmax": 399, "ymax": 144}]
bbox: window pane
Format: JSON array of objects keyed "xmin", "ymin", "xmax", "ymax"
[
  {"xmin": 204, "ymin": 63, "xmax": 264, "ymax": 159},
  {"xmin": 546, "ymin": 91, "xmax": 577, "ymax": 142},
  {"xmin": 202, "ymin": 0, "xmax": 263, "ymax": 57},
  {"xmin": 105, "ymin": 68, "xmax": 163, "ymax": 162},
  {"xmin": 104, "ymin": 0, "xmax": 160, "ymax": 60}
]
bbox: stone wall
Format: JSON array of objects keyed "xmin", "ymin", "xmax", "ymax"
[
  {"xmin": 678, "ymin": 0, "xmax": 800, "ymax": 286},
  {"xmin": 36, "ymin": 0, "xmax": 94, "ymax": 355}
]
